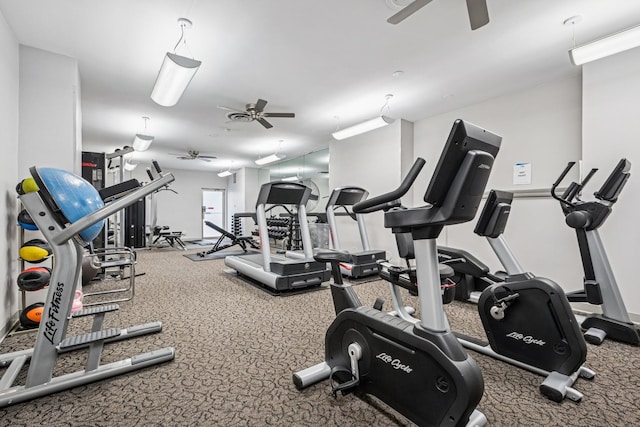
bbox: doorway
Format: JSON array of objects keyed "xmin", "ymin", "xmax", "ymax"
[{"xmin": 202, "ymin": 188, "xmax": 225, "ymax": 239}]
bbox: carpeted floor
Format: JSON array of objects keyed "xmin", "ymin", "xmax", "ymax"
[{"xmin": 1, "ymin": 247, "xmax": 639, "ymax": 426}]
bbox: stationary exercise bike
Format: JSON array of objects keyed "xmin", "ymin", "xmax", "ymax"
[
  {"xmin": 294, "ymin": 119, "xmax": 502, "ymax": 426},
  {"xmin": 551, "ymin": 159, "xmax": 640, "ymax": 345},
  {"xmin": 379, "ymin": 188, "xmax": 595, "ymax": 402}
]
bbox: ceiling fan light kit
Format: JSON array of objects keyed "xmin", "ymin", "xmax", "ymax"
[
  {"xmin": 151, "ymin": 18, "xmax": 202, "ymax": 107},
  {"xmin": 332, "ymin": 116, "xmax": 395, "ymax": 140},
  {"xmin": 132, "ymin": 134, "xmax": 154, "ymax": 151},
  {"xmin": 569, "ymin": 24, "xmax": 640, "ymax": 66},
  {"xmin": 255, "ymin": 153, "xmax": 286, "ymax": 166}
]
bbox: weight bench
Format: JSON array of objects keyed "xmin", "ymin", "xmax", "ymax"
[
  {"xmin": 198, "ymin": 221, "xmax": 259, "ymax": 257},
  {"xmin": 152, "ymin": 226, "xmax": 187, "ymax": 250}
]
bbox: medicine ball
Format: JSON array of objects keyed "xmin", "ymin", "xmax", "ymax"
[
  {"xmin": 19, "ymin": 239, "xmax": 52, "ymax": 263},
  {"xmin": 17, "ymin": 266, "xmax": 51, "ymax": 291},
  {"xmin": 33, "ymin": 167, "xmax": 105, "ymax": 244},
  {"xmin": 19, "ymin": 302, "xmax": 44, "ymax": 329},
  {"xmin": 17, "ymin": 209, "xmax": 38, "ymax": 231},
  {"xmin": 16, "ymin": 177, "xmax": 39, "ymax": 195}
]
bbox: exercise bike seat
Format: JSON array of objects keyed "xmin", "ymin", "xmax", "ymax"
[{"xmin": 313, "ymin": 249, "xmax": 353, "ymax": 265}]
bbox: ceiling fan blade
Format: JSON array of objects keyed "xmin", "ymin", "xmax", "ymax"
[
  {"xmin": 256, "ymin": 117, "xmax": 273, "ymax": 129},
  {"xmin": 216, "ymin": 105, "xmax": 245, "ymax": 113},
  {"xmin": 263, "ymin": 112, "xmax": 295, "ymax": 118},
  {"xmin": 198, "ymin": 158, "xmax": 213, "ymax": 162},
  {"xmin": 466, "ymin": 0, "xmax": 489, "ymax": 30},
  {"xmin": 177, "ymin": 157, "xmax": 192, "ymax": 160},
  {"xmin": 198, "ymin": 155, "xmax": 217, "ymax": 159},
  {"xmin": 387, "ymin": 0, "xmax": 433, "ymax": 24},
  {"xmin": 255, "ymin": 99, "xmax": 268, "ymax": 113}
]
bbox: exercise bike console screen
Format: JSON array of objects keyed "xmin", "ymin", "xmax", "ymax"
[
  {"xmin": 424, "ymin": 119, "xmax": 502, "ymax": 206},
  {"xmin": 474, "ymin": 189, "xmax": 513, "ymax": 238}
]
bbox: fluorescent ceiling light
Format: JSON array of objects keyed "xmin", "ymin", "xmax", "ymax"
[
  {"xmin": 281, "ymin": 176, "xmax": 299, "ymax": 182},
  {"xmin": 332, "ymin": 116, "xmax": 395, "ymax": 140},
  {"xmin": 151, "ymin": 53, "xmax": 202, "ymax": 106},
  {"xmin": 217, "ymin": 170, "xmax": 234, "ymax": 177},
  {"xmin": 569, "ymin": 24, "xmax": 640, "ymax": 66},
  {"xmin": 133, "ymin": 134, "xmax": 154, "ymax": 151},
  {"xmin": 124, "ymin": 161, "xmax": 137, "ymax": 171},
  {"xmin": 255, "ymin": 153, "xmax": 286, "ymax": 166}
]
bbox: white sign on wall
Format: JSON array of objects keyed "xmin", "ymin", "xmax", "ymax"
[{"xmin": 513, "ymin": 162, "xmax": 532, "ymax": 185}]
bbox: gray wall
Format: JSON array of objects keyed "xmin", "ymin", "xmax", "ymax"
[
  {"xmin": 581, "ymin": 47, "xmax": 640, "ymax": 316},
  {"xmin": 327, "ymin": 67, "xmax": 639, "ymax": 319},
  {"xmin": 129, "ymin": 166, "xmax": 227, "ymax": 240},
  {"xmin": 413, "ymin": 75, "xmax": 585, "ymax": 297},
  {"xmin": 19, "ymin": 46, "xmax": 81, "ymax": 175},
  {"xmin": 329, "ymin": 119, "xmax": 414, "ymax": 262},
  {"xmin": 0, "ymin": 38, "xmax": 82, "ymax": 335},
  {"xmin": 0, "ymin": 10, "xmax": 19, "ymax": 338}
]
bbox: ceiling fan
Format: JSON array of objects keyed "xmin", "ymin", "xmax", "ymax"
[
  {"xmin": 387, "ymin": 0, "xmax": 490, "ymax": 30},
  {"xmin": 170, "ymin": 150, "xmax": 217, "ymax": 162},
  {"xmin": 218, "ymin": 98, "xmax": 295, "ymax": 129}
]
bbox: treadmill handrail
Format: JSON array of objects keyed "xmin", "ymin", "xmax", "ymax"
[{"xmin": 353, "ymin": 158, "xmax": 426, "ymax": 214}]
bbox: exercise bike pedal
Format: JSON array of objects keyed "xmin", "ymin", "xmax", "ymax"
[
  {"xmin": 373, "ymin": 298, "xmax": 385, "ymax": 311},
  {"xmin": 329, "ymin": 343, "xmax": 362, "ymax": 397}
]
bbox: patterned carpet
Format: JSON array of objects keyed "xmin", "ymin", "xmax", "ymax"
[{"xmin": 1, "ymin": 247, "xmax": 639, "ymax": 426}]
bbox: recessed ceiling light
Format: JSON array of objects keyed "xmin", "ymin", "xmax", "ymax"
[{"xmin": 392, "ymin": 70, "xmax": 404, "ymax": 78}]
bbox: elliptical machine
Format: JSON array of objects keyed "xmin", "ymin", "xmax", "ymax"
[
  {"xmin": 551, "ymin": 159, "xmax": 640, "ymax": 346},
  {"xmin": 294, "ymin": 119, "xmax": 503, "ymax": 426}
]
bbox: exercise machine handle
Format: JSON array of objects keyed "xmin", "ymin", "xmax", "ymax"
[
  {"xmin": 551, "ymin": 161, "xmax": 576, "ymax": 206},
  {"xmin": 353, "ymin": 157, "xmax": 426, "ymax": 214}
]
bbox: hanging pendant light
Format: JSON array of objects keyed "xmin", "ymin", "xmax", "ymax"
[{"xmin": 151, "ymin": 18, "xmax": 202, "ymax": 107}]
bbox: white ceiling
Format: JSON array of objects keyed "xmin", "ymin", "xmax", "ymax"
[{"xmin": 1, "ymin": 0, "xmax": 639, "ymax": 173}]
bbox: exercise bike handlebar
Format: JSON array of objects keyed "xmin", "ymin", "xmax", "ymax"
[
  {"xmin": 551, "ymin": 161, "xmax": 600, "ymax": 207},
  {"xmin": 551, "ymin": 161, "xmax": 577, "ymax": 206},
  {"xmin": 352, "ymin": 157, "xmax": 426, "ymax": 214}
]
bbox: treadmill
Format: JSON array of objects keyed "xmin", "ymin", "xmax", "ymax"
[
  {"xmin": 224, "ymin": 181, "xmax": 331, "ymax": 291},
  {"xmin": 286, "ymin": 186, "xmax": 386, "ymax": 278},
  {"xmin": 325, "ymin": 187, "xmax": 386, "ymax": 278}
]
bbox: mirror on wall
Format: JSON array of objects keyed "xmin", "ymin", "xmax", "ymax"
[{"xmin": 266, "ymin": 149, "xmax": 329, "ymax": 212}]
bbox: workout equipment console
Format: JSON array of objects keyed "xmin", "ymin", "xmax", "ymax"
[
  {"xmin": 225, "ymin": 181, "xmax": 330, "ymax": 292},
  {"xmin": 0, "ymin": 163, "xmax": 175, "ymax": 407},
  {"xmin": 552, "ymin": 159, "xmax": 640, "ymax": 346},
  {"xmin": 294, "ymin": 119, "xmax": 501, "ymax": 426}
]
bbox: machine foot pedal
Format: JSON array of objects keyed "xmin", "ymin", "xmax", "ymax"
[
  {"xmin": 71, "ymin": 304, "xmax": 119, "ymax": 318},
  {"xmin": 58, "ymin": 328, "xmax": 121, "ymax": 350}
]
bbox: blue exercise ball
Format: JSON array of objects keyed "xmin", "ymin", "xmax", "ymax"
[{"xmin": 34, "ymin": 167, "xmax": 105, "ymax": 243}]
